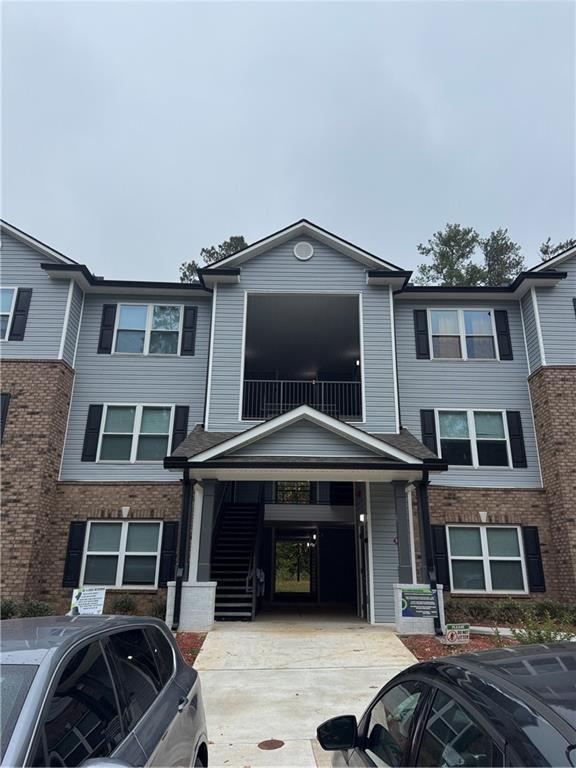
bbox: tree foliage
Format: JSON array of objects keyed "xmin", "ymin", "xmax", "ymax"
[
  {"xmin": 539, "ymin": 236, "xmax": 576, "ymax": 261},
  {"xmin": 415, "ymin": 223, "xmax": 524, "ymax": 287},
  {"xmin": 180, "ymin": 235, "xmax": 248, "ymax": 282}
]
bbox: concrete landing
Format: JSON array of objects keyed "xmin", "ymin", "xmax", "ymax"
[{"xmin": 195, "ymin": 617, "xmax": 417, "ymax": 767}]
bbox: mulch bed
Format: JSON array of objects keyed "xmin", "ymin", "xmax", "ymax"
[
  {"xmin": 401, "ymin": 633, "xmax": 517, "ymax": 661},
  {"xmin": 176, "ymin": 632, "xmax": 207, "ymax": 666}
]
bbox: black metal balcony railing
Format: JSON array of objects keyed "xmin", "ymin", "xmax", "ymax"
[{"xmin": 242, "ymin": 380, "xmax": 362, "ymax": 421}]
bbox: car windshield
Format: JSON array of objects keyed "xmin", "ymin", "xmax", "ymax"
[{"xmin": 0, "ymin": 664, "xmax": 38, "ymax": 759}]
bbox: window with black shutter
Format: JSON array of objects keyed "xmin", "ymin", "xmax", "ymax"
[{"xmin": 0, "ymin": 393, "xmax": 10, "ymax": 442}]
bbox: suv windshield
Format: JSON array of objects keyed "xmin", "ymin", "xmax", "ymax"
[{"xmin": 1, "ymin": 664, "xmax": 37, "ymax": 758}]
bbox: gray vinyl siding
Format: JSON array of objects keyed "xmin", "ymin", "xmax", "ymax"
[
  {"xmin": 369, "ymin": 482, "xmax": 398, "ymax": 623},
  {"xmin": 230, "ymin": 420, "xmax": 382, "ymax": 457},
  {"xmin": 536, "ymin": 255, "xmax": 576, "ymax": 365},
  {"xmin": 264, "ymin": 504, "xmax": 354, "ymax": 523},
  {"xmin": 520, "ymin": 291, "xmax": 542, "ymax": 373},
  {"xmin": 207, "ymin": 237, "xmax": 397, "ymax": 433},
  {"xmin": 0, "ymin": 232, "xmax": 69, "ymax": 359},
  {"xmin": 396, "ymin": 299, "xmax": 542, "ymax": 488},
  {"xmin": 62, "ymin": 282, "xmax": 84, "ymax": 367},
  {"xmin": 60, "ymin": 292, "xmax": 211, "ymax": 481}
]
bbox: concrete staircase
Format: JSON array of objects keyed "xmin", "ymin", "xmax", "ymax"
[{"xmin": 211, "ymin": 503, "xmax": 261, "ymax": 621}]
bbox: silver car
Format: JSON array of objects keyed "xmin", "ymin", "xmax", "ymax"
[{"xmin": 0, "ymin": 615, "xmax": 208, "ymax": 767}]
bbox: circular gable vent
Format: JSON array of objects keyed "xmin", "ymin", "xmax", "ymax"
[{"xmin": 294, "ymin": 241, "xmax": 314, "ymax": 261}]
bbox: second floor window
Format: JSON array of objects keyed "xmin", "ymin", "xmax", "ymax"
[
  {"xmin": 0, "ymin": 288, "xmax": 16, "ymax": 339},
  {"xmin": 276, "ymin": 481, "xmax": 312, "ymax": 504},
  {"xmin": 114, "ymin": 304, "xmax": 182, "ymax": 355},
  {"xmin": 98, "ymin": 404, "xmax": 173, "ymax": 462},
  {"xmin": 430, "ymin": 309, "xmax": 497, "ymax": 360},
  {"xmin": 438, "ymin": 410, "xmax": 510, "ymax": 467}
]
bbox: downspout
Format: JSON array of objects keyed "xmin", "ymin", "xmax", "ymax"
[
  {"xmin": 416, "ymin": 471, "xmax": 443, "ymax": 636},
  {"xmin": 172, "ymin": 473, "xmax": 194, "ymax": 631}
]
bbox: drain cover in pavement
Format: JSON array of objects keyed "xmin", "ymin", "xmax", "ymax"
[{"xmin": 258, "ymin": 739, "xmax": 285, "ymax": 750}]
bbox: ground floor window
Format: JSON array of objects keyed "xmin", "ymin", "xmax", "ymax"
[
  {"xmin": 447, "ymin": 525, "xmax": 527, "ymax": 594},
  {"xmin": 81, "ymin": 520, "xmax": 162, "ymax": 588}
]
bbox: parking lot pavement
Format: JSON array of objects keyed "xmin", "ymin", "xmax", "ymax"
[{"xmin": 195, "ymin": 615, "xmax": 417, "ymax": 767}]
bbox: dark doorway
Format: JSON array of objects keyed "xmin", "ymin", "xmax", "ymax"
[
  {"xmin": 273, "ymin": 529, "xmax": 317, "ymax": 601},
  {"xmin": 318, "ymin": 528, "xmax": 357, "ymax": 605}
]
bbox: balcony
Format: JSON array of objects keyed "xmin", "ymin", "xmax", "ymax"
[{"xmin": 242, "ymin": 379, "xmax": 362, "ymax": 421}]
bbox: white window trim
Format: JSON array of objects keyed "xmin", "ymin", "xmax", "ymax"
[
  {"xmin": 0, "ymin": 287, "xmax": 17, "ymax": 341},
  {"xmin": 80, "ymin": 519, "xmax": 163, "ymax": 590},
  {"xmin": 435, "ymin": 408, "xmax": 512, "ymax": 469},
  {"xmin": 446, "ymin": 524, "xmax": 528, "ymax": 595},
  {"xmin": 96, "ymin": 403, "xmax": 175, "ymax": 463},
  {"xmin": 427, "ymin": 308, "xmax": 500, "ymax": 361},
  {"xmin": 112, "ymin": 303, "xmax": 184, "ymax": 356}
]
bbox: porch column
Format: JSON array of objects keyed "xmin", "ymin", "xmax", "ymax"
[
  {"xmin": 392, "ymin": 482, "xmax": 413, "ymax": 583},
  {"xmin": 197, "ymin": 479, "xmax": 218, "ymax": 581},
  {"xmin": 416, "ymin": 473, "xmax": 437, "ymax": 588}
]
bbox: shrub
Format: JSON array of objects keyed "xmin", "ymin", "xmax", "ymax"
[
  {"xmin": 17, "ymin": 600, "xmax": 53, "ymax": 618},
  {"xmin": 511, "ymin": 610, "xmax": 576, "ymax": 645},
  {"xmin": 150, "ymin": 597, "xmax": 167, "ymax": 620},
  {"xmin": 464, "ymin": 599, "xmax": 495, "ymax": 624},
  {"xmin": 0, "ymin": 599, "xmax": 18, "ymax": 620},
  {"xmin": 493, "ymin": 598, "xmax": 525, "ymax": 626},
  {"xmin": 110, "ymin": 595, "xmax": 138, "ymax": 615}
]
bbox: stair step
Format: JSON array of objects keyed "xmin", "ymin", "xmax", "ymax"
[{"xmin": 215, "ymin": 613, "xmax": 252, "ymax": 619}]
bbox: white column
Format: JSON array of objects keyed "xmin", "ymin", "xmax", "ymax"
[{"xmin": 188, "ymin": 482, "xmax": 204, "ymax": 581}]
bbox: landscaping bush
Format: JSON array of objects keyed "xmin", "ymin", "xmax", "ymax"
[
  {"xmin": 445, "ymin": 597, "xmax": 576, "ymax": 629},
  {"xmin": 110, "ymin": 595, "xmax": 138, "ymax": 615},
  {"xmin": 493, "ymin": 598, "xmax": 525, "ymax": 626},
  {"xmin": 0, "ymin": 599, "xmax": 18, "ymax": 620},
  {"xmin": 511, "ymin": 610, "xmax": 576, "ymax": 645},
  {"xmin": 17, "ymin": 600, "xmax": 53, "ymax": 618},
  {"xmin": 150, "ymin": 597, "xmax": 167, "ymax": 620}
]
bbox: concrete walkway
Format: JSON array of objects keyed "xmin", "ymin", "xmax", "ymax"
[{"xmin": 195, "ymin": 613, "xmax": 417, "ymax": 767}]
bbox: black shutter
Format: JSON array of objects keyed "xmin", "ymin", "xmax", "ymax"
[
  {"xmin": 413, "ymin": 310, "xmax": 430, "ymax": 359},
  {"xmin": 494, "ymin": 310, "xmax": 513, "ymax": 360},
  {"xmin": 431, "ymin": 525, "xmax": 451, "ymax": 591},
  {"xmin": 171, "ymin": 406, "xmax": 189, "ymax": 452},
  {"xmin": 158, "ymin": 521, "xmax": 179, "ymax": 587},
  {"xmin": 180, "ymin": 306, "xmax": 197, "ymax": 356},
  {"xmin": 97, "ymin": 304, "xmax": 117, "ymax": 354},
  {"xmin": 506, "ymin": 411, "xmax": 527, "ymax": 468},
  {"xmin": 81, "ymin": 405, "xmax": 104, "ymax": 462},
  {"xmin": 522, "ymin": 526, "xmax": 546, "ymax": 592},
  {"xmin": 0, "ymin": 393, "xmax": 10, "ymax": 442},
  {"xmin": 62, "ymin": 521, "xmax": 87, "ymax": 587},
  {"xmin": 8, "ymin": 288, "xmax": 32, "ymax": 341},
  {"xmin": 420, "ymin": 410, "xmax": 438, "ymax": 455}
]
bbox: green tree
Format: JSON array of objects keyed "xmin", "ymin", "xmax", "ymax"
[
  {"xmin": 415, "ymin": 224, "xmax": 524, "ymax": 286},
  {"xmin": 415, "ymin": 224, "xmax": 483, "ymax": 286},
  {"xmin": 540, "ymin": 236, "xmax": 576, "ymax": 261},
  {"xmin": 479, "ymin": 228, "xmax": 524, "ymax": 287},
  {"xmin": 180, "ymin": 235, "xmax": 248, "ymax": 282}
]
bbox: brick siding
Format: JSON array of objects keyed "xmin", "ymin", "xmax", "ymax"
[{"xmin": 529, "ymin": 365, "xmax": 576, "ymax": 602}]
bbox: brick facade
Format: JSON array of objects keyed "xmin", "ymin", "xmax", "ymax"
[
  {"xmin": 529, "ymin": 366, "xmax": 576, "ymax": 602},
  {"xmin": 411, "ymin": 485, "xmax": 558, "ymax": 598},
  {"xmin": 1, "ymin": 360, "xmax": 74, "ymax": 601}
]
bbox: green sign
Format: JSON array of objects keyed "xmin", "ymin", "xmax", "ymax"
[
  {"xmin": 401, "ymin": 587, "xmax": 438, "ymax": 618},
  {"xmin": 445, "ymin": 623, "xmax": 470, "ymax": 644}
]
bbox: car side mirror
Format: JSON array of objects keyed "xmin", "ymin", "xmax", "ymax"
[{"xmin": 317, "ymin": 715, "xmax": 358, "ymax": 751}]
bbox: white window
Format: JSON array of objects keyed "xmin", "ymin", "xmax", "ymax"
[
  {"xmin": 0, "ymin": 288, "xmax": 16, "ymax": 340},
  {"xmin": 447, "ymin": 525, "xmax": 527, "ymax": 594},
  {"xmin": 113, "ymin": 304, "xmax": 182, "ymax": 355},
  {"xmin": 436, "ymin": 409, "xmax": 511, "ymax": 468},
  {"xmin": 429, "ymin": 309, "xmax": 498, "ymax": 360},
  {"xmin": 81, "ymin": 520, "xmax": 162, "ymax": 588},
  {"xmin": 97, "ymin": 404, "xmax": 174, "ymax": 462}
]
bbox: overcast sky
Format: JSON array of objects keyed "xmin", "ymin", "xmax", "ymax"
[{"xmin": 2, "ymin": 1, "xmax": 574, "ymax": 280}]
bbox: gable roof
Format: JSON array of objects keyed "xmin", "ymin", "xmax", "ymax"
[
  {"xmin": 201, "ymin": 219, "xmax": 405, "ymax": 272},
  {"xmin": 527, "ymin": 243, "xmax": 576, "ymax": 273},
  {"xmin": 166, "ymin": 404, "xmax": 441, "ymax": 469}
]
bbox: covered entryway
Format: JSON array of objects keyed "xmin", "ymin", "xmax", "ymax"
[{"xmin": 195, "ymin": 617, "xmax": 417, "ymax": 766}]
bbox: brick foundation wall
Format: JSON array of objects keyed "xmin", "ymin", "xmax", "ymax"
[
  {"xmin": 1, "ymin": 360, "xmax": 74, "ymax": 601},
  {"xmin": 410, "ymin": 485, "xmax": 558, "ymax": 599},
  {"xmin": 49, "ymin": 481, "xmax": 182, "ymax": 613},
  {"xmin": 529, "ymin": 366, "xmax": 576, "ymax": 602}
]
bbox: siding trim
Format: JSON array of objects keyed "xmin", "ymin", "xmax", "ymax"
[
  {"xmin": 204, "ymin": 284, "xmax": 217, "ymax": 431},
  {"xmin": 358, "ymin": 292, "xmax": 367, "ymax": 424},
  {"xmin": 58, "ymin": 280, "xmax": 75, "ymax": 360},
  {"xmin": 531, "ymin": 287, "xmax": 547, "ymax": 367},
  {"xmin": 237, "ymin": 290, "xmax": 248, "ymax": 422},
  {"xmin": 365, "ymin": 482, "xmax": 376, "ymax": 624},
  {"xmin": 519, "ymin": 296, "xmax": 532, "ymax": 375},
  {"xmin": 389, "ymin": 286, "xmax": 400, "ymax": 432}
]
